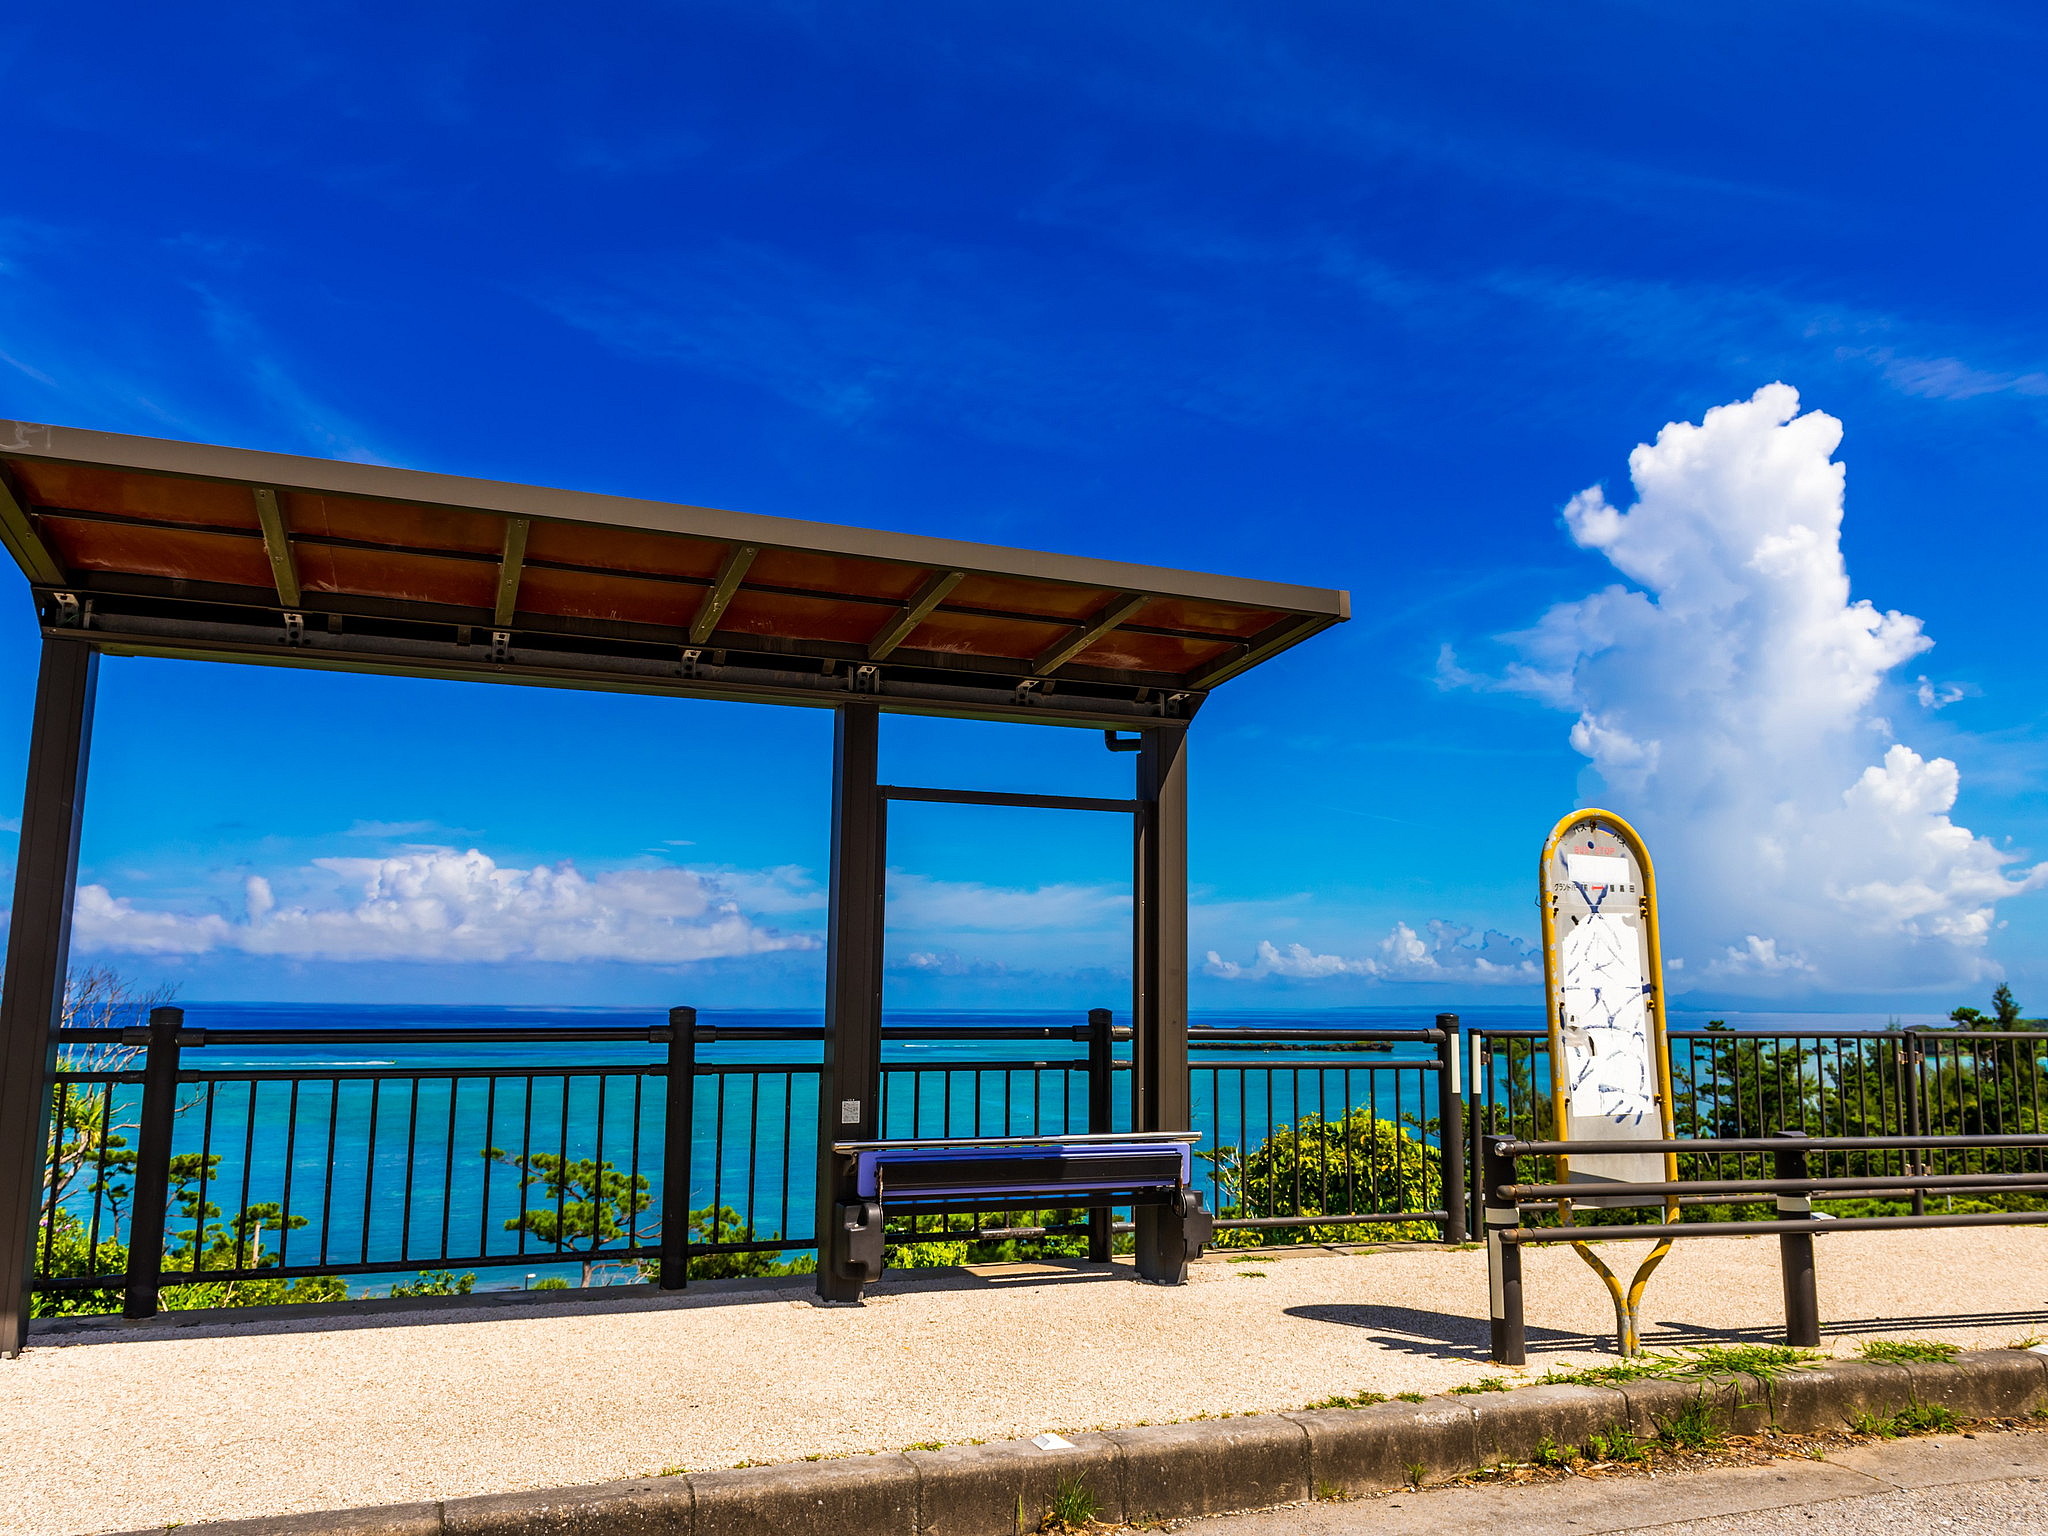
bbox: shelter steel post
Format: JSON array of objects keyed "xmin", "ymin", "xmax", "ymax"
[
  {"xmin": 816, "ymin": 703, "xmax": 886, "ymax": 1302},
  {"xmin": 0, "ymin": 639, "xmax": 97, "ymax": 1356},
  {"xmin": 1435, "ymin": 1014, "xmax": 1467, "ymax": 1243},
  {"xmin": 1483, "ymin": 1135, "xmax": 1527, "ymax": 1366},
  {"xmin": 1775, "ymin": 1130, "xmax": 1820, "ymax": 1348},
  {"xmin": 658, "ymin": 1006, "xmax": 697, "ymax": 1290},
  {"xmin": 123, "ymin": 1006, "xmax": 185, "ymax": 1319},
  {"xmin": 1086, "ymin": 1007, "xmax": 1114, "ymax": 1262},
  {"xmin": 1131, "ymin": 728, "xmax": 1189, "ymax": 1283}
]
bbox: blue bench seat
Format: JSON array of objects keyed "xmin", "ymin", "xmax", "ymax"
[{"xmin": 828, "ymin": 1133, "xmax": 1213, "ymax": 1295}]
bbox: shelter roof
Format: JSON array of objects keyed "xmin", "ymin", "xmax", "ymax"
[{"xmin": 0, "ymin": 421, "xmax": 1347, "ymax": 728}]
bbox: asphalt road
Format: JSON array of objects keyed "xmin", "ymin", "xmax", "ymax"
[{"xmin": 1170, "ymin": 1428, "xmax": 2048, "ymax": 1535}]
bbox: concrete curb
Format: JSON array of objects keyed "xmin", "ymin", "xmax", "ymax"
[{"xmin": 102, "ymin": 1350, "xmax": 2048, "ymax": 1536}]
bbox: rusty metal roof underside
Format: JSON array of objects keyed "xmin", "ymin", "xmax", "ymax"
[{"xmin": 0, "ymin": 421, "xmax": 1348, "ymax": 729}]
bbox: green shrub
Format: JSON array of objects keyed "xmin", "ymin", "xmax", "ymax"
[
  {"xmin": 1209, "ymin": 1109, "xmax": 1443, "ymax": 1244},
  {"xmin": 389, "ymin": 1269, "xmax": 475, "ymax": 1297}
]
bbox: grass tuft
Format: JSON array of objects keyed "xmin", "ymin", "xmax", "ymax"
[
  {"xmin": 1655, "ymin": 1392, "xmax": 1723, "ymax": 1451},
  {"xmin": 1858, "ymin": 1338, "xmax": 1961, "ymax": 1365},
  {"xmin": 1043, "ymin": 1475, "xmax": 1101, "ymax": 1531},
  {"xmin": 1305, "ymin": 1388, "xmax": 1389, "ymax": 1410},
  {"xmin": 1449, "ymin": 1376, "xmax": 1511, "ymax": 1395},
  {"xmin": 1584, "ymin": 1425, "xmax": 1647, "ymax": 1463},
  {"xmin": 1851, "ymin": 1399, "xmax": 1960, "ymax": 1437},
  {"xmin": 1530, "ymin": 1436, "xmax": 1581, "ymax": 1469},
  {"xmin": 1403, "ymin": 1461, "xmax": 1428, "ymax": 1488},
  {"xmin": 1668, "ymin": 1344, "xmax": 1823, "ymax": 1382},
  {"xmin": 1396, "ymin": 1391, "xmax": 1426, "ymax": 1403}
]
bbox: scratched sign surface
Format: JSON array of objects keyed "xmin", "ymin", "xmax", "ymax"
[{"xmin": 1545, "ymin": 818, "xmax": 1666, "ymax": 1203}]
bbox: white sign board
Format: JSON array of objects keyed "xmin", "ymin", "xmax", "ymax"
[{"xmin": 1545, "ymin": 816, "xmax": 1668, "ymax": 1204}]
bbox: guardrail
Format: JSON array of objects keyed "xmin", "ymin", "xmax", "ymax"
[
  {"xmin": 1470, "ymin": 1024, "xmax": 2048, "ymax": 1232},
  {"xmin": 1479, "ymin": 1129, "xmax": 2048, "ymax": 1364}
]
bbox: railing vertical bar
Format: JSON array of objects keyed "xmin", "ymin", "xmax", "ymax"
[
  {"xmin": 439, "ymin": 1076, "xmax": 460, "ymax": 1263},
  {"xmin": 358, "ymin": 1078, "xmax": 383, "ymax": 1267},
  {"xmin": 280, "ymin": 1078, "xmax": 302, "ymax": 1269},
  {"xmin": 233, "ymin": 1080, "xmax": 259, "ymax": 1273},
  {"xmin": 400, "ymin": 1077, "xmax": 422, "ymax": 1263},
  {"xmin": 193, "ymin": 1081, "xmax": 219, "ymax": 1278},
  {"xmin": 318, "ymin": 1080, "xmax": 341, "ymax": 1268}
]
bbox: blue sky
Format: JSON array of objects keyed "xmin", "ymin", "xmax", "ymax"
[{"xmin": 3, "ymin": 2, "xmax": 2046, "ymax": 1014}]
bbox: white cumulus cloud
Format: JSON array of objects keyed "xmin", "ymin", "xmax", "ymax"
[
  {"xmin": 1475, "ymin": 383, "xmax": 2045, "ymax": 992},
  {"xmin": 70, "ymin": 847, "xmax": 814, "ymax": 965},
  {"xmin": 1205, "ymin": 921, "xmax": 1536, "ymax": 984}
]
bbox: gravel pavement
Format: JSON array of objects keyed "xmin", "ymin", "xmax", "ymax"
[
  {"xmin": 8, "ymin": 1227, "xmax": 2047, "ymax": 1536},
  {"xmin": 1173, "ymin": 1426, "xmax": 2048, "ymax": 1534}
]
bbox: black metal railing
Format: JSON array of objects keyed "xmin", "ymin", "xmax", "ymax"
[
  {"xmin": 1191, "ymin": 1017, "xmax": 1464, "ymax": 1242},
  {"xmin": 37, "ymin": 1007, "xmax": 1466, "ymax": 1316}
]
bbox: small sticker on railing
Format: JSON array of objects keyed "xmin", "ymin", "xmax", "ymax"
[{"xmin": 840, "ymin": 1099, "xmax": 862, "ymax": 1124}]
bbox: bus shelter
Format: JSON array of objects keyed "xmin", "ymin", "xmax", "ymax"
[{"xmin": 0, "ymin": 419, "xmax": 1347, "ymax": 1344}]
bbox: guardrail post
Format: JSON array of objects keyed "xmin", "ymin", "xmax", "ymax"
[
  {"xmin": 658, "ymin": 1007, "xmax": 697, "ymax": 1290},
  {"xmin": 1435, "ymin": 1014, "xmax": 1466, "ymax": 1243},
  {"xmin": 1774, "ymin": 1129, "xmax": 1820, "ymax": 1348},
  {"xmin": 1482, "ymin": 1135, "xmax": 1525, "ymax": 1366},
  {"xmin": 123, "ymin": 1006, "xmax": 184, "ymax": 1320},
  {"xmin": 1086, "ymin": 1007, "xmax": 1114, "ymax": 1262}
]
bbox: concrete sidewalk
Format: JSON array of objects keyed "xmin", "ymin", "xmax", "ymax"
[
  {"xmin": 1174, "ymin": 1426, "xmax": 2048, "ymax": 1535},
  {"xmin": 14, "ymin": 1227, "xmax": 2048, "ymax": 1536}
]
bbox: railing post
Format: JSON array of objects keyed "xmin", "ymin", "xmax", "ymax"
[
  {"xmin": 1774, "ymin": 1129, "xmax": 1820, "ymax": 1348},
  {"xmin": 1435, "ymin": 1014, "xmax": 1466, "ymax": 1243},
  {"xmin": 658, "ymin": 1007, "xmax": 697, "ymax": 1291},
  {"xmin": 1905, "ymin": 1029, "xmax": 1928, "ymax": 1215},
  {"xmin": 1086, "ymin": 1007, "xmax": 1114, "ymax": 1263},
  {"xmin": 122, "ymin": 1006, "xmax": 184, "ymax": 1320},
  {"xmin": 1482, "ymin": 1134, "xmax": 1525, "ymax": 1366}
]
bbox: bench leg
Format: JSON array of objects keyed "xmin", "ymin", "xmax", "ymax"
[{"xmin": 1135, "ymin": 1191, "xmax": 1213, "ymax": 1284}]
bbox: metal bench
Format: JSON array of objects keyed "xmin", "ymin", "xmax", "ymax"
[{"xmin": 828, "ymin": 1132, "xmax": 1214, "ymax": 1297}]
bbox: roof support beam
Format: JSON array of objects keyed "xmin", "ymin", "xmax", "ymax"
[
  {"xmin": 0, "ymin": 466, "xmax": 64, "ymax": 587},
  {"xmin": 866, "ymin": 569, "xmax": 963, "ymax": 661},
  {"xmin": 689, "ymin": 544, "xmax": 758, "ymax": 644},
  {"xmin": 250, "ymin": 489, "xmax": 300, "ymax": 608},
  {"xmin": 1032, "ymin": 593, "xmax": 1147, "ymax": 677},
  {"xmin": 494, "ymin": 517, "xmax": 530, "ymax": 628},
  {"xmin": 1184, "ymin": 614, "xmax": 1331, "ymax": 691}
]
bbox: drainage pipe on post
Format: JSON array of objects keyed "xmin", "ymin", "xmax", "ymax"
[
  {"xmin": 1775, "ymin": 1130, "xmax": 1820, "ymax": 1348},
  {"xmin": 1483, "ymin": 1135, "xmax": 1526, "ymax": 1366},
  {"xmin": 1435, "ymin": 1014, "xmax": 1466, "ymax": 1244},
  {"xmin": 1086, "ymin": 1007, "xmax": 1114, "ymax": 1263}
]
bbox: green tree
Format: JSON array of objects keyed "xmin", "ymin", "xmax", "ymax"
[
  {"xmin": 489, "ymin": 1148, "xmax": 655, "ymax": 1286},
  {"xmin": 157, "ymin": 1152, "xmax": 346, "ymax": 1308}
]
